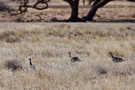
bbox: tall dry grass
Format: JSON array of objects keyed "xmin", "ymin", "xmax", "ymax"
[{"xmin": 0, "ymin": 23, "xmax": 135, "ymax": 89}]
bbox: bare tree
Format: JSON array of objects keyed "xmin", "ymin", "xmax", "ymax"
[
  {"xmin": 8, "ymin": 0, "xmax": 135, "ymax": 21},
  {"xmin": 8, "ymin": 0, "xmax": 81, "ymax": 21},
  {"xmin": 83, "ymin": 0, "xmax": 135, "ymax": 21}
]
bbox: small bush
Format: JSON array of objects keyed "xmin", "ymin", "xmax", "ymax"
[
  {"xmin": 96, "ymin": 65, "xmax": 107, "ymax": 75},
  {"xmin": 6, "ymin": 35, "xmax": 20, "ymax": 43},
  {"xmin": 0, "ymin": 31, "xmax": 20, "ymax": 43},
  {"xmin": 4, "ymin": 59, "xmax": 22, "ymax": 71},
  {"xmin": 0, "ymin": 1, "xmax": 13, "ymax": 11}
]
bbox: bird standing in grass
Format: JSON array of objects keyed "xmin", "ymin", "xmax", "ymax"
[
  {"xmin": 29, "ymin": 58, "xmax": 36, "ymax": 70},
  {"xmin": 69, "ymin": 52, "xmax": 81, "ymax": 62},
  {"xmin": 109, "ymin": 52, "xmax": 125, "ymax": 63}
]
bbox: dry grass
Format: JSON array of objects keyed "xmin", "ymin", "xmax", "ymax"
[
  {"xmin": 4, "ymin": 59, "xmax": 22, "ymax": 71},
  {"xmin": 0, "ymin": 23, "xmax": 135, "ymax": 89}
]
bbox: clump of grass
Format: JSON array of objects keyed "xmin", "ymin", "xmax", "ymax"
[
  {"xmin": 0, "ymin": 31, "xmax": 20, "ymax": 42},
  {"xmin": 0, "ymin": 31, "xmax": 15, "ymax": 40},
  {"xmin": 6, "ymin": 35, "xmax": 20, "ymax": 43},
  {"xmin": 4, "ymin": 59, "xmax": 22, "ymax": 71},
  {"xmin": 96, "ymin": 65, "xmax": 107, "ymax": 75},
  {"xmin": 0, "ymin": 1, "xmax": 9, "ymax": 11},
  {"xmin": 0, "ymin": 1, "xmax": 13, "ymax": 11},
  {"xmin": 42, "ymin": 51, "xmax": 54, "ymax": 58}
]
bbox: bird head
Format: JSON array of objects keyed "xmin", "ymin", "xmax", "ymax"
[
  {"xmin": 69, "ymin": 52, "xmax": 71, "ymax": 57},
  {"xmin": 29, "ymin": 58, "xmax": 31, "ymax": 61},
  {"xmin": 109, "ymin": 52, "xmax": 112, "ymax": 55}
]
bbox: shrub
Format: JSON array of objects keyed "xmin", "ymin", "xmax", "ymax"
[
  {"xmin": 0, "ymin": 1, "xmax": 14, "ymax": 11},
  {"xmin": 96, "ymin": 65, "xmax": 107, "ymax": 75},
  {"xmin": 4, "ymin": 59, "xmax": 22, "ymax": 71}
]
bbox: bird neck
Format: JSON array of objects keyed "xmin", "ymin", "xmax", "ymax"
[
  {"xmin": 29, "ymin": 60, "xmax": 32, "ymax": 65},
  {"xmin": 110, "ymin": 53, "xmax": 114, "ymax": 58},
  {"xmin": 69, "ymin": 53, "xmax": 71, "ymax": 57}
]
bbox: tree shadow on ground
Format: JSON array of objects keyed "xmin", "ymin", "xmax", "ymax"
[
  {"xmin": 96, "ymin": 19, "xmax": 135, "ymax": 23},
  {"xmin": 13, "ymin": 17, "xmax": 135, "ymax": 23},
  {"xmin": 46, "ymin": 18, "xmax": 135, "ymax": 23}
]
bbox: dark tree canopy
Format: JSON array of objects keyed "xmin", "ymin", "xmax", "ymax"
[{"xmin": 0, "ymin": 1, "xmax": 13, "ymax": 11}]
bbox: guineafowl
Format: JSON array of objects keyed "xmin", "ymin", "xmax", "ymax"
[
  {"xmin": 69, "ymin": 52, "xmax": 81, "ymax": 62},
  {"xmin": 29, "ymin": 58, "xmax": 36, "ymax": 70},
  {"xmin": 109, "ymin": 52, "xmax": 124, "ymax": 63}
]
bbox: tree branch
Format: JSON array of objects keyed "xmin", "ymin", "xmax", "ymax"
[{"xmin": 8, "ymin": 0, "xmax": 50, "ymax": 15}]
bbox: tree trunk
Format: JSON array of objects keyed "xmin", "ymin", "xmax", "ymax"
[
  {"xmin": 63, "ymin": 0, "xmax": 79, "ymax": 21},
  {"xmin": 69, "ymin": 0, "xmax": 79, "ymax": 21},
  {"xmin": 84, "ymin": 0, "xmax": 110, "ymax": 21},
  {"xmin": 84, "ymin": 0, "xmax": 100, "ymax": 21}
]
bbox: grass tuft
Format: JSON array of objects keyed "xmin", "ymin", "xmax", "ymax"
[{"xmin": 4, "ymin": 59, "xmax": 22, "ymax": 71}]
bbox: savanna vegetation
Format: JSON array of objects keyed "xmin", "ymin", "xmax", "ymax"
[
  {"xmin": 0, "ymin": 0, "xmax": 135, "ymax": 90},
  {"xmin": 0, "ymin": 23, "xmax": 135, "ymax": 89},
  {"xmin": 7, "ymin": 0, "xmax": 135, "ymax": 21}
]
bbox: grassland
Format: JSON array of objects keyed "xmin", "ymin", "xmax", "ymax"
[
  {"xmin": 0, "ymin": 23, "xmax": 135, "ymax": 89},
  {"xmin": 0, "ymin": 0, "xmax": 134, "ymax": 89}
]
